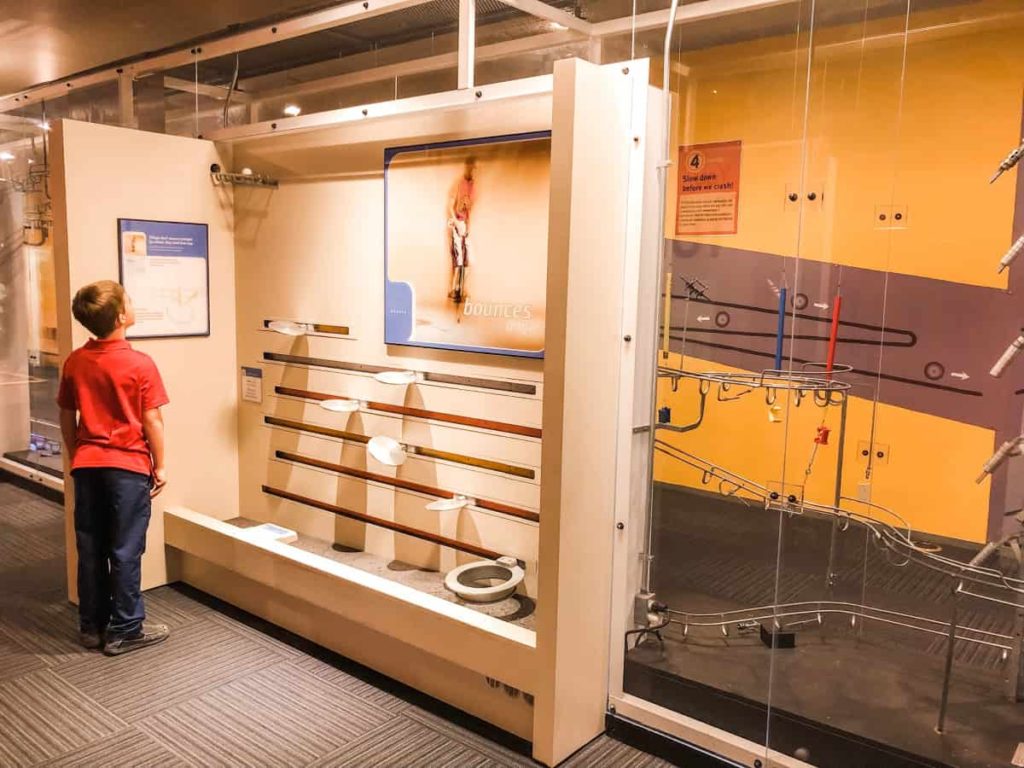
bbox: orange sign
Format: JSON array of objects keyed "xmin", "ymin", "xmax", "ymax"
[{"xmin": 676, "ymin": 140, "xmax": 741, "ymax": 236}]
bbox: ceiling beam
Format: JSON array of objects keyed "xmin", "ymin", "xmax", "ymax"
[
  {"xmin": 493, "ymin": 0, "xmax": 592, "ymax": 35},
  {"xmin": 0, "ymin": 114, "xmax": 45, "ymax": 135},
  {"xmin": 250, "ymin": 30, "xmax": 579, "ymax": 104},
  {"xmin": 205, "ymin": 72, "xmax": 553, "ymax": 142},
  {"xmin": 0, "ymin": 0, "xmax": 437, "ymax": 113},
  {"xmin": 0, "ymin": 0, "xmax": 799, "ymax": 117},
  {"xmin": 591, "ymin": 0, "xmax": 799, "ymax": 37},
  {"xmin": 458, "ymin": 0, "xmax": 476, "ymax": 89},
  {"xmin": 164, "ymin": 77, "xmax": 253, "ymax": 102}
]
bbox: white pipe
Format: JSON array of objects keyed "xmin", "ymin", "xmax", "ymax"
[{"xmin": 641, "ymin": 0, "xmax": 681, "ymax": 595}]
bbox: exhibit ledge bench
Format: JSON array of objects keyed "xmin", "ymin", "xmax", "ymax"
[{"xmin": 164, "ymin": 506, "xmax": 537, "ymax": 726}]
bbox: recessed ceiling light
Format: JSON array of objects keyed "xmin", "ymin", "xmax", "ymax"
[{"xmin": 283, "ymin": 104, "xmax": 302, "ymax": 117}]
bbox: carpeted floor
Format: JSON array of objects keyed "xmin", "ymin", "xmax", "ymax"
[{"xmin": 0, "ymin": 476, "xmax": 669, "ymax": 768}]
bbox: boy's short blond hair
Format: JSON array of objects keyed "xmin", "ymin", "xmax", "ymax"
[{"xmin": 72, "ymin": 280, "xmax": 126, "ymax": 339}]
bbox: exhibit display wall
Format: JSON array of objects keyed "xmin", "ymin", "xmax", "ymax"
[
  {"xmin": 613, "ymin": 2, "xmax": 1024, "ymax": 767},
  {"xmin": 655, "ymin": 0, "xmax": 1024, "ymax": 545},
  {"xmin": 50, "ymin": 119, "xmax": 240, "ymax": 594},
  {"xmin": 223, "ymin": 94, "xmax": 550, "ymax": 741},
  {"xmin": 44, "ymin": 58, "xmax": 656, "ymax": 767}
]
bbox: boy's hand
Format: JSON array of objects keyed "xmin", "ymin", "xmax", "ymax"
[{"xmin": 151, "ymin": 467, "xmax": 167, "ymax": 498}]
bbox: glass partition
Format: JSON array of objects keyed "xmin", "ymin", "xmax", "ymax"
[
  {"xmin": 0, "ymin": 123, "xmax": 61, "ymax": 480},
  {"xmin": 618, "ymin": 0, "xmax": 1024, "ymax": 766}
]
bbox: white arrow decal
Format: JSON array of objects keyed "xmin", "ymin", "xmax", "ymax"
[
  {"xmin": 951, "ymin": 371, "xmax": 970, "ymax": 380},
  {"xmin": 697, "ymin": 315, "xmax": 711, "ymax": 323},
  {"xmin": 813, "ymin": 302, "xmax": 829, "ymax": 310}
]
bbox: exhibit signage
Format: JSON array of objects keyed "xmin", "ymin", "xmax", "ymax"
[
  {"xmin": 117, "ymin": 218, "xmax": 210, "ymax": 339},
  {"xmin": 383, "ymin": 132, "xmax": 551, "ymax": 358},
  {"xmin": 241, "ymin": 366, "xmax": 263, "ymax": 404},
  {"xmin": 676, "ymin": 140, "xmax": 742, "ymax": 236}
]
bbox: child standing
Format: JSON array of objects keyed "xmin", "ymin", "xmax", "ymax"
[{"xmin": 57, "ymin": 280, "xmax": 170, "ymax": 656}]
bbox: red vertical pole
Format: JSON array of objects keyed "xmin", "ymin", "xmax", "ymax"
[{"xmin": 826, "ymin": 295, "xmax": 842, "ymax": 374}]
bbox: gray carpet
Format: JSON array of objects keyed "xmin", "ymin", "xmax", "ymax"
[{"xmin": 0, "ymin": 476, "xmax": 668, "ymax": 768}]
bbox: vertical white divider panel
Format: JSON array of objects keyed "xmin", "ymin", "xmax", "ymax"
[
  {"xmin": 534, "ymin": 58, "xmax": 651, "ymax": 766},
  {"xmin": 51, "ymin": 119, "xmax": 239, "ymax": 598},
  {"xmin": 607, "ymin": 84, "xmax": 666, "ymax": 706}
]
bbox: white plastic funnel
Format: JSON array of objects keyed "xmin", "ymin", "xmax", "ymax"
[
  {"xmin": 374, "ymin": 370, "xmax": 419, "ymax": 385},
  {"xmin": 426, "ymin": 495, "xmax": 473, "ymax": 512},
  {"xmin": 367, "ymin": 435, "xmax": 407, "ymax": 466},
  {"xmin": 319, "ymin": 399, "xmax": 361, "ymax": 413},
  {"xmin": 268, "ymin": 320, "xmax": 306, "ymax": 336}
]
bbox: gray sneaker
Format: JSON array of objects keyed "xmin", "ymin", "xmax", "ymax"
[
  {"xmin": 79, "ymin": 630, "xmax": 104, "ymax": 650},
  {"xmin": 103, "ymin": 624, "xmax": 169, "ymax": 656}
]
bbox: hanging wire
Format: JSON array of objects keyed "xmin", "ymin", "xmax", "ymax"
[{"xmin": 222, "ymin": 53, "xmax": 240, "ymax": 128}]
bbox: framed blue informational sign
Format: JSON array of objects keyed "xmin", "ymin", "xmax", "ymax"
[
  {"xmin": 117, "ymin": 218, "xmax": 210, "ymax": 339},
  {"xmin": 384, "ymin": 131, "xmax": 551, "ymax": 358}
]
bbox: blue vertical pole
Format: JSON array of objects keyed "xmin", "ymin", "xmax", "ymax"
[{"xmin": 775, "ymin": 287, "xmax": 787, "ymax": 370}]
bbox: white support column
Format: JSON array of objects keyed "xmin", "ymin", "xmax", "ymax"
[
  {"xmin": 534, "ymin": 57, "xmax": 651, "ymax": 767},
  {"xmin": 117, "ymin": 71, "xmax": 135, "ymax": 128},
  {"xmin": 458, "ymin": 0, "xmax": 476, "ymax": 90}
]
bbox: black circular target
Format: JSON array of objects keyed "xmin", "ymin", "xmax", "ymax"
[{"xmin": 924, "ymin": 361, "xmax": 944, "ymax": 381}]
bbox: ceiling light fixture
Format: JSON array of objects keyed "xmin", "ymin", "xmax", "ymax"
[
  {"xmin": 549, "ymin": 21, "xmax": 568, "ymax": 30},
  {"xmin": 0, "ymin": 152, "xmax": 14, "ymax": 161},
  {"xmin": 283, "ymin": 104, "xmax": 302, "ymax": 117}
]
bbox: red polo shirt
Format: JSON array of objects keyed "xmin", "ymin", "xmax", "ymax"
[{"xmin": 56, "ymin": 338, "xmax": 169, "ymax": 475}]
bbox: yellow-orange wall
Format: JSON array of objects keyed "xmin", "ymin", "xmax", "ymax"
[{"xmin": 656, "ymin": 1, "xmax": 1024, "ymax": 543}]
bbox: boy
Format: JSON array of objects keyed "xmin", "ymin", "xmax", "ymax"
[{"xmin": 58, "ymin": 280, "xmax": 170, "ymax": 656}]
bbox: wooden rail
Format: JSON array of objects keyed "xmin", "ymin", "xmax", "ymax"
[
  {"xmin": 275, "ymin": 450, "xmax": 540, "ymax": 523},
  {"xmin": 263, "ymin": 320, "xmax": 350, "ymax": 336},
  {"xmin": 261, "ymin": 485, "xmax": 503, "ymax": 560},
  {"xmin": 263, "ymin": 352, "xmax": 537, "ymax": 395},
  {"xmin": 274, "ymin": 386, "xmax": 543, "ymax": 439},
  {"xmin": 263, "ymin": 416, "xmax": 537, "ymax": 480}
]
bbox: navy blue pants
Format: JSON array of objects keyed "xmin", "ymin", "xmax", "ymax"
[{"xmin": 72, "ymin": 468, "xmax": 152, "ymax": 638}]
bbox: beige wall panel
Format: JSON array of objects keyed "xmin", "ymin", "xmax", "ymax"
[
  {"xmin": 266, "ymin": 428, "xmax": 540, "ymax": 509},
  {"xmin": 260, "ymin": 460, "xmax": 539, "ymax": 592},
  {"xmin": 258, "ymin": 393, "xmax": 542, "ymax": 468},
  {"xmin": 261, "ymin": 360, "xmax": 543, "ymax": 428},
  {"xmin": 233, "ymin": 95, "xmax": 552, "ymax": 593},
  {"xmin": 52, "ymin": 120, "xmax": 238, "ymax": 595}
]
